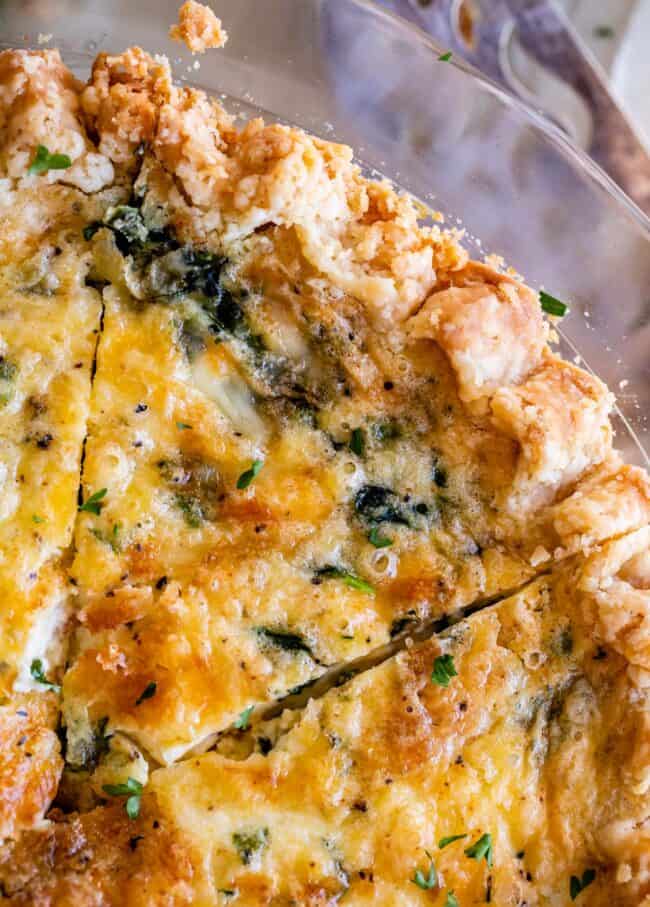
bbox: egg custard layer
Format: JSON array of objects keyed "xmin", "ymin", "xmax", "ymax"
[
  {"xmin": 2, "ymin": 528, "xmax": 649, "ymax": 905},
  {"xmin": 0, "ymin": 26, "xmax": 648, "ymax": 906}
]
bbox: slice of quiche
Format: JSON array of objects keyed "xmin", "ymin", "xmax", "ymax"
[
  {"xmin": 3, "ymin": 526, "xmax": 648, "ymax": 905},
  {"xmin": 0, "ymin": 46, "xmax": 120, "ymax": 839},
  {"xmin": 58, "ymin": 47, "xmax": 650, "ymax": 764}
]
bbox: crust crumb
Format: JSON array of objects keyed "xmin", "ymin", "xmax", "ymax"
[{"xmin": 169, "ymin": 1, "xmax": 228, "ymax": 53}]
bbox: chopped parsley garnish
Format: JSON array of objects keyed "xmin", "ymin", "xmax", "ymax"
[
  {"xmin": 368, "ymin": 527, "xmax": 392, "ymax": 548},
  {"xmin": 439, "ymin": 833, "xmax": 467, "ymax": 849},
  {"xmin": 176, "ymin": 421, "xmax": 192, "ymax": 431},
  {"xmin": 30, "ymin": 658, "xmax": 60, "ymax": 693},
  {"xmin": 28, "ymin": 145, "xmax": 72, "ymax": 175},
  {"xmin": 79, "ymin": 487, "xmax": 107, "ymax": 515},
  {"xmin": 237, "ymin": 459, "xmax": 264, "ymax": 489},
  {"xmin": 135, "ymin": 681, "xmax": 157, "ymax": 706},
  {"xmin": 412, "ymin": 853, "xmax": 437, "ymax": 890},
  {"xmin": 431, "ymin": 654, "xmax": 457, "ymax": 687},
  {"xmin": 232, "ymin": 827, "xmax": 269, "ymax": 865},
  {"xmin": 32, "ymin": 514, "xmax": 45, "ymax": 524},
  {"xmin": 438, "ymin": 51, "xmax": 453, "ymax": 61},
  {"xmin": 102, "ymin": 777, "xmax": 143, "ymax": 819},
  {"xmin": 464, "ymin": 833, "xmax": 493, "ymax": 868},
  {"xmin": 317, "ymin": 566, "xmax": 375, "ymax": 595},
  {"xmin": 570, "ymin": 868, "xmax": 596, "ymax": 900},
  {"xmin": 444, "ymin": 892, "xmax": 459, "ymax": 907},
  {"xmin": 349, "ymin": 427, "xmax": 365, "ymax": 457},
  {"xmin": 234, "ymin": 705, "xmax": 254, "ymax": 730},
  {"xmin": 540, "ymin": 290, "xmax": 569, "ymax": 317}
]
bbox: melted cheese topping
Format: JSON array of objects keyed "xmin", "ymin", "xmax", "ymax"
[
  {"xmin": 3, "ymin": 537, "xmax": 648, "ymax": 905},
  {"xmin": 0, "ymin": 185, "xmax": 106, "ymax": 691},
  {"xmin": 0, "ymin": 692, "xmax": 62, "ymax": 841}
]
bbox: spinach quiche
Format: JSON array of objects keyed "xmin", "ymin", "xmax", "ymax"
[{"xmin": 0, "ymin": 11, "xmax": 648, "ymax": 905}]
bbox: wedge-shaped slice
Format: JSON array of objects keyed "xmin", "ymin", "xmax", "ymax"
[
  {"xmin": 0, "ymin": 196, "xmax": 104, "ymax": 693},
  {"xmin": 5, "ymin": 527, "xmax": 649, "ymax": 905},
  {"xmin": 0, "ymin": 46, "xmax": 121, "ymax": 694},
  {"xmin": 63, "ymin": 281, "xmax": 513, "ymax": 765},
  {"xmin": 61, "ymin": 214, "xmax": 650, "ymax": 764},
  {"xmin": 0, "ymin": 48, "xmax": 121, "ymax": 846}
]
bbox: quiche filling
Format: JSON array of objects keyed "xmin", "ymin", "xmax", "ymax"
[{"xmin": 0, "ymin": 8, "xmax": 648, "ymax": 905}]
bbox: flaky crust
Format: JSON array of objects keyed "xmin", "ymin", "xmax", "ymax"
[
  {"xmin": 169, "ymin": 1, "xmax": 228, "ymax": 53},
  {"xmin": 0, "ymin": 49, "xmax": 114, "ymax": 190}
]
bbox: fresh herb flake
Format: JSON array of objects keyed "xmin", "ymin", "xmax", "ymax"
[
  {"xmin": 444, "ymin": 892, "xmax": 459, "ymax": 907},
  {"xmin": 439, "ymin": 50, "xmax": 453, "ymax": 61},
  {"xmin": 570, "ymin": 868, "xmax": 596, "ymax": 900},
  {"xmin": 349, "ymin": 427, "xmax": 365, "ymax": 457},
  {"xmin": 439, "ymin": 833, "xmax": 467, "ymax": 849},
  {"xmin": 31, "ymin": 514, "xmax": 45, "ymax": 524},
  {"xmin": 540, "ymin": 290, "xmax": 569, "ymax": 317},
  {"xmin": 237, "ymin": 459, "xmax": 264, "ymax": 490},
  {"xmin": 431, "ymin": 654, "xmax": 457, "ymax": 687},
  {"xmin": 176, "ymin": 421, "xmax": 192, "ymax": 431},
  {"xmin": 368, "ymin": 527, "xmax": 392, "ymax": 548},
  {"xmin": 79, "ymin": 487, "xmax": 107, "ymax": 515},
  {"xmin": 135, "ymin": 681, "xmax": 157, "ymax": 706},
  {"xmin": 102, "ymin": 777, "xmax": 143, "ymax": 797},
  {"xmin": 30, "ymin": 658, "xmax": 60, "ymax": 693},
  {"xmin": 102, "ymin": 777, "xmax": 143, "ymax": 820},
  {"xmin": 412, "ymin": 854, "xmax": 437, "ymax": 890},
  {"xmin": 28, "ymin": 145, "xmax": 72, "ymax": 175},
  {"xmin": 126, "ymin": 794, "xmax": 142, "ymax": 819},
  {"xmin": 234, "ymin": 705, "xmax": 254, "ymax": 730},
  {"xmin": 464, "ymin": 833, "xmax": 493, "ymax": 868},
  {"xmin": 317, "ymin": 565, "xmax": 375, "ymax": 595}
]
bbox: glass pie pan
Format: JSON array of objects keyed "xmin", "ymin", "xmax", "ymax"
[{"xmin": 2, "ymin": 0, "xmax": 648, "ymax": 464}]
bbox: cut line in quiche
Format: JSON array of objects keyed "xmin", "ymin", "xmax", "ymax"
[{"xmin": 2, "ymin": 527, "xmax": 648, "ymax": 904}]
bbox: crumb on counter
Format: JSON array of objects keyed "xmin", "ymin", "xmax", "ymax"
[{"xmin": 169, "ymin": 1, "xmax": 228, "ymax": 53}]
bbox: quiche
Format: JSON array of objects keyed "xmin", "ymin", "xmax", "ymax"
[{"xmin": 0, "ymin": 7, "xmax": 648, "ymax": 904}]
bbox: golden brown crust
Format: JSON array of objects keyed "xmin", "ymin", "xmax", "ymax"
[
  {"xmin": 169, "ymin": 1, "xmax": 228, "ymax": 53},
  {"xmin": 80, "ymin": 48, "xmax": 172, "ymax": 166},
  {"xmin": 408, "ymin": 264, "xmax": 547, "ymax": 407},
  {"xmin": 0, "ymin": 49, "xmax": 114, "ymax": 190},
  {"xmin": 0, "ymin": 803, "xmax": 195, "ymax": 905},
  {"xmin": 491, "ymin": 355, "xmax": 614, "ymax": 512},
  {"xmin": 0, "ymin": 693, "xmax": 62, "ymax": 841}
]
